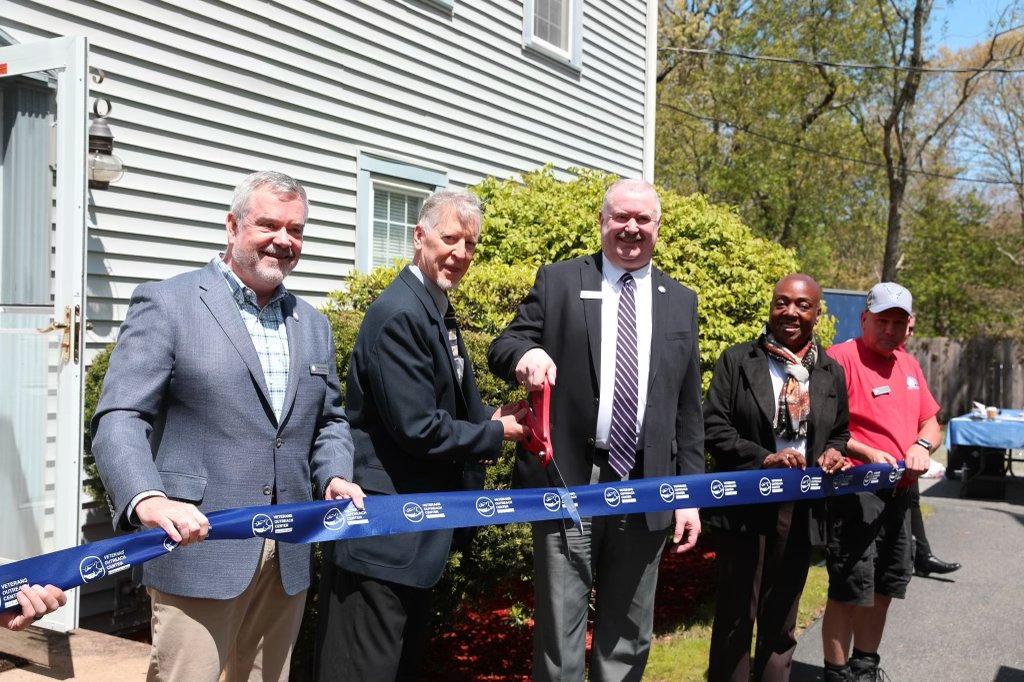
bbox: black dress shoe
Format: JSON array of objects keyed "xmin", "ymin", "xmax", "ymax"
[{"xmin": 915, "ymin": 553, "xmax": 962, "ymax": 576}]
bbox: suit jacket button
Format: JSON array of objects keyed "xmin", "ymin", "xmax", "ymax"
[
  {"xmin": 275, "ymin": 438, "xmax": 283, "ymax": 448},
  {"xmin": 263, "ymin": 485, "xmax": 273, "ymax": 496},
  {"xmin": 593, "ymin": 398, "xmax": 599, "ymax": 406},
  {"xmin": 586, "ymin": 437, "xmax": 595, "ymax": 446}
]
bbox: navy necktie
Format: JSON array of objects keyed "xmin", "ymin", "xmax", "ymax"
[{"xmin": 608, "ymin": 273, "xmax": 638, "ymax": 478}]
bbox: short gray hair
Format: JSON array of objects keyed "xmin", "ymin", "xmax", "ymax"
[
  {"xmin": 230, "ymin": 171, "xmax": 309, "ymax": 223},
  {"xmin": 601, "ymin": 178, "xmax": 661, "ymax": 221},
  {"xmin": 418, "ymin": 187, "xmax": 481, "ymax": 237}
]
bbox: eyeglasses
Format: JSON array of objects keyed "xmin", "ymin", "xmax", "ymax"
[{"xmin": 607, "ymin": 212, "xmax": 659, "ymax": 227}]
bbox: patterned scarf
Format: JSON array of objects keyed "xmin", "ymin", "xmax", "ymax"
[{"xmin": 759, "ymin": 328, "xmax": 817, "ymax": 440}]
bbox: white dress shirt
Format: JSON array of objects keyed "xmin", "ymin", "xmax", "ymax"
[{"xmin": 594, "ymin": 260, "xmax": 653, "ymax": 450}]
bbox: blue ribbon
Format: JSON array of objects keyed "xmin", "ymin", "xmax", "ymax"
[{"xmin": 0, "ymin": 463, "xmax": 902, "ymax": 611}]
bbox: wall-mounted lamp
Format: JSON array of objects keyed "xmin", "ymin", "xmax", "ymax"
[
  {"xmin": 88, "ymin": 69, "xmax": 124, "ymax": 190},
  {"xmin": 88, "ymin": 100, "xmax": 124, "ymax": 190}
]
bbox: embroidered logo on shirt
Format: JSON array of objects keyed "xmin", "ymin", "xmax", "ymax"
[{"xmin": 906, "ymin": 376, "xmax": 920, "ymax": 390}]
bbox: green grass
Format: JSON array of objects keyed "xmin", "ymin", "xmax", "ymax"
[{"xmin": 643, "ymin": 562, "xmax": 830, "ymax": 681}]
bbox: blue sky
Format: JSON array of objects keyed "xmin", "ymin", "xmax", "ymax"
[{"xmin": 930, "ymin": 0, "xmax": 1013, "ymax": 51}]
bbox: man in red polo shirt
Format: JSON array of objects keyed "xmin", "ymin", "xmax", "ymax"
[{"xmin": 820, "ymin": 282, "xmax": 941, "ymax": 681}]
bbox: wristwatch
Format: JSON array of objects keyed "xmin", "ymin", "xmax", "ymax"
[{"xmin": 913, "ymin": 437, "xmax": 933, "ymax": 452}]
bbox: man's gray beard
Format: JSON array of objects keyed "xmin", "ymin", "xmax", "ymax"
[{"xmin": 242, "ymin": 246, "xmax": 292, "ymax": 288}]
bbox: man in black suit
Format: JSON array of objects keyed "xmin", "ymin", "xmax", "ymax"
[
  {"xmin": 314, "ymin": 188, "xmax": 527, "ymax": 682},
  {"xmin": 702, "ymin": 273, "xmax": 850, "ymax": 682},
  {"xmin": 488, "ymin": 178, "xmax": 704, "ymax": 681}
]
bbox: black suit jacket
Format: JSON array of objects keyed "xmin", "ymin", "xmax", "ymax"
[
  {"xmin": 702, "ymin": 339, "xmax": 850, "ymax": 541},
  {"xmin": 328, "ymin": 267, "xmax": 503, "ymax": 588},
  {"xmin": 488, "ymin": 252, "xmax": 704, "ymax": 531}
]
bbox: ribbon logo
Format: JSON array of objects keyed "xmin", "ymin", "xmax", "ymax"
[
  {"xmin": 603, "ymin": 488, "xmax": 621, "ymax": 507},
  {"xmin": 323, "ymin": 508, "xmax": 345, "ymax": 531},
  {"xmin": 710, "ymin": 480, "xmax": 725, "ymax": 499},
  {"xmin": 251, "ymin": 513, "xmax": 273, "ymax": 535},
  {"xmin": 403, "ymin": 502, "xmax": 425, "ymax": 523},
  {"xmin": 475, "ymin": 497, "xmax": 496, "ymax": 518},
  {"xmin": 79, "ymin": 556, "xmax": 105, "ymax": 583},
  {"xmin": 542, "ymin": 492, "xmax": 562, "ymax": 512},
  {"xmin": 659, "ymin": 483, "xmax": 675, "ymax": 503}
]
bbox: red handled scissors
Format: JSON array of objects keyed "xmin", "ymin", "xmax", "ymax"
[{"xmin": 522, "ymin": 380, "xmax": 583, "ymax": 534}]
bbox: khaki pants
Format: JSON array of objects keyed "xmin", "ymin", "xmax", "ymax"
[{"xmin": 147, "ymin": 540, "xmax": 306, "ymax": 682}]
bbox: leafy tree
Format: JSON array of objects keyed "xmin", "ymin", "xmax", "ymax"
[
  {"xmin": 901, "ymin": 184, "xmax": 1021, "ymax": 337},
  {"xmin": 957, "ymin": 27, "xmax": 1024, "ymax": 237},
  {"xmin": 655, "ymin": 0, "xmax": 1024, "ymax": 296},
  {"xmin": 656, "ymin": 1, "xmax": 890, "ymax": 287},
  {"xmin": 847, "ymin": 0, "xmax": 1022, "ymax": 281}
]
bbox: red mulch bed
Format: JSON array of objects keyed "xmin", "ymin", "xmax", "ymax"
[{"xmin": 424, "ymin": 541, "xmax": 717, "ymax": 680}]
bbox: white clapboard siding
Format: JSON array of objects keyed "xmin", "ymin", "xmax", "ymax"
[
  {"xmin": 4, "ymin": 0, "xmax": 653, "ymax": 341},
  {"xmin": 4, "ymin": 0, "xmax": 653, "ymax": 630}
]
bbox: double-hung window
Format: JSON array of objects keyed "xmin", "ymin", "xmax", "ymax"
[
  {"xmin": 524, "ymin": 0, "xmax": 583, "ymax": 70},
  {"xmin": 356, "ymin": 154, "xmax": 447, "ymax": 272},
  {"xmin": 370, "ymin": 181, "xmax": 427, "ymax": 269}
]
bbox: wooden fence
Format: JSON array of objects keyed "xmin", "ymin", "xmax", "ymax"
[{"xmin": 905, "ymin": 337, "xmax": 1024, "ymax": 422}]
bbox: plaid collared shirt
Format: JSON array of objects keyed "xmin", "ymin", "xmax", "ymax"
[{"xmin": 214, "ymin": 257, "xmax": 290, "ymax": 420}]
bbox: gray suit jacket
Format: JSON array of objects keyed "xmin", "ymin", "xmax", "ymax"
[{"xmin": 91, "ymin": 260, "xmax": 354, "ymax": 598}]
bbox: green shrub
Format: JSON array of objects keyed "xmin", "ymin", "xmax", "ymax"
[
  {"xmin": 473, "ymin": 166, "xmax": 810, "ymax": 388},
  {"xmin": 82, "ymin": 343, "xmax": 114, "ymax": 504}
]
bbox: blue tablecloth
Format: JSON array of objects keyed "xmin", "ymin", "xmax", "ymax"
[{"xmin": 944, "ymin": 409, "xmax": 1024, "ymax": 450}]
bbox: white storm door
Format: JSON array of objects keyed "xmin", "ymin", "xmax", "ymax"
[{"xmin": 0, "ymin": 36, "xmax": 88, "ymax": 633}]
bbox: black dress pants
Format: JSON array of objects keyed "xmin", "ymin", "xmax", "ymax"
[
  {"xmin": 314, "ymin": 559, "xmax": 432, "ymax": 682},
  {"xmin": 707, "ymin": 503, "xmax": 811, "ymax": 682}
]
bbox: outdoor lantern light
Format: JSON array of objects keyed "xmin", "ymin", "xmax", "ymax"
[{"xmin": 87, "ymin": 98, "xmax": 124, "ymax": 190}]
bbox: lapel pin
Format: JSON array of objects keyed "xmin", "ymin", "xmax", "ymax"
[{"xmin": 657, "ymin": 285, "xmax": 666, "ymax": 294}]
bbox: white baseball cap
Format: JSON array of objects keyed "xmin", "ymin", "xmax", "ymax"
[{"xmin": 865, "ymin": 282, "xmax": 913, "ymax": 315}]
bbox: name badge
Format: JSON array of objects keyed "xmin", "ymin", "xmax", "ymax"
[
  {"xmin": 580, "ymin": 290, "xmax": 602, "ymax": 300},
  {"xmin": 871, "ymin": 385, "xmax": 890, "ymax": 397}
]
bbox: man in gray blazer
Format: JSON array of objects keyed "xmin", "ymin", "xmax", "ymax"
[
  {"xmin": 488, "ymin": 179, "xmax": 704, "ymax": 682},
  {"xmin": 91, "ymin": 171, "xmax": 365, "ymax": 682}
]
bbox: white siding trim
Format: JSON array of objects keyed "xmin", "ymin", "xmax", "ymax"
[{"xmin": 643, "ymin": 0, "xmax": 657, "ymax": 181}]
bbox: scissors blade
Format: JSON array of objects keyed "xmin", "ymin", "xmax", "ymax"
[
  {"xmin": 547, "ymin": 454, "xmax": 583, "ymax": 535},
  {"xmin": 524, "ymin": 379, "xmax": 582, "ymax": 535}
]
